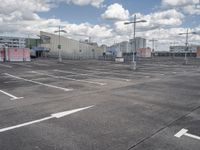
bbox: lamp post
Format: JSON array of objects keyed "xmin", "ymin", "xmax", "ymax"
[
  {"xmin": 149, "ymin": 38, "xmax": 158, "ymax": 57},
  {"xmin": 54, "ymin": 26, "xmax": 67, "ymax": 62},
  {"xmin": 124, "ymin": 15, "xmax": 147, "ymax": 70},
  {"xmin": 179, "ymin": 29, "xmax": 197, "ymax": 65}
]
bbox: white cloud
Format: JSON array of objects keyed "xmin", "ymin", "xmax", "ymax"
[
  {"xmin": 146, "ymin": 9, "xmax": 184, "ymax": 26},
  {"xmin": 161, "ymin": 0, "xmax": 200, "ymax": 15},
  {"xmin": 0, "ymin": 0, "xmax": 50, "ymax": 22},
  {"xmin": 114, "ymin": 9, "xmax": 184, "ymax": 36},
  {"xmin": 0, "ymin": 0, "xmax": 199, "ymax": 50},
  {"xmin": 101, "ymin": 3, "xmax": 129, "ymax": 21},
  {"xmin": 162, "ymin": 0, "xmax": 199, "ymax": 7},
  {"xmin": 183, "ymin": 5, "xmax": 200, "ymax": 15},
  {"xmin": 66, "ymin": 0, "xmax": 104, "ymax": 7},
  {"xmin": 64, "ymin": 23, "xmax": 113, "ymax": 38}
]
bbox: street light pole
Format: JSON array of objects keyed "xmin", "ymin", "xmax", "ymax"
[
  {"xmin": 133, "ymin": 15, "xmax": 136, "ymax": 70},
  {"xmin": 185, "ymin": 29, "xmax": 189, "ymax": 64},
  {"xmin": 55, "ymin": 26, "xmax": 67, "ymax": 63},
  {"xmin": 149, "ymin": 38, "xmax": 158, "ymax": 54},
  {"xmin": 179, "ymin": 29, "xmax": 197, "ymax": 65},
  {"xmin": 58, "ymin": 26, "xmax": 61, "ymax": 62},
  {"xmin": 124, "ymin": 15, "xmax": 147, "ymax": 70}
]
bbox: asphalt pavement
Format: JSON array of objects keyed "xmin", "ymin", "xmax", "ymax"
[{"xmin": 0, "ymin": 57, "xmax": 200, "ymax": 150}]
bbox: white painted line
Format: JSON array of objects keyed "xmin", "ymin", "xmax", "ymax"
[
  {"xmin": 33, "ymin": 63, "xmax": 50, "ymax": 67},
  {"xmin": 184, "ymin": 133, "xmax": 200, "ymax": 140},
  {"xmin": 72, "ymin": 68, "xmax": 128, "ymax": 76},
  {"xmin": 31, "ymin": 71, "xmax": 107, "ymax": 86},
  {"xmin": 0, "ymin": 90, "xmax": 23, "ymax": 100},
  {"xmin": 4, "ymin": 81, "xmax": 22, "ymax": 84},
  {"xmin": 55, "ymin": 69, "xmax": 130, "ymax": 82},
  {"xmin": 53, "ymin": 69, "xmax": 88, "ymax": 76},
  {"xmin": 175, "ymin": 128, "xmax": 200, "ymax": 140},
  {"xmin": 0, "ymin": 106, "xmax": 94, "ymax": 133},
  {"xmin": 0, "ymin": 64, "xmax": 12, "ymax": 68},
  {"xmin": 145, "ymin": 76, "xmax": 150, "ymax": 78},
  {"xmin": 4, "ymin": 73, "xmax": 73, "ymax": 92},
  {"xmin": 13, "ymin": 63, "xmax": 32, "ymax": 68}
]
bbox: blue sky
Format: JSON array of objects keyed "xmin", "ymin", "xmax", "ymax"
[
  {"xmin": 39, "ymin": 0, "xmax": 161, "ymax": 24},
  {"xmin": 37, "ymin": 0, "xmax": 200, "ymax": 32}
]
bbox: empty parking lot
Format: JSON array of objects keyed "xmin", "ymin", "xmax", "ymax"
[{"xmin": 0, "ymin": 57, "xmax": 200, "ymax": 150}]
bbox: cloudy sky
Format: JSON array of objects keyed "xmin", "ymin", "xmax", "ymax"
[{"xmin": 0, "ymin": 0, "xmax": 200, "ymax": 51}]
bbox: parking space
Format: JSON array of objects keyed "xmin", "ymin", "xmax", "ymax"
[{"xmin": 0, "ymin": 57, "xmax": 200, "ymax": 150}]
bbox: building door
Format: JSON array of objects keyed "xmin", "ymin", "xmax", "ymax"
[{"xmin": 92, "ymin": 49, "xmax": 95, "ymax": 59}]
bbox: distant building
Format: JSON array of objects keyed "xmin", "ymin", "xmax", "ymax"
[
  {"xmin": 106, "ymin": 37, "xmax": 147, "ymax": 55},
  {"xmin": 130, "ymin": 37, "xmax": 147, "ymax": 52},
  {"xmin": 106, "ymin": 41, "xmax": 129, "ymax": 55},
  {"xmin": 25, "ymin": 38, "xmax": 41, "ymax": 49},
  {"xmin": 0, "ymin": 36, "xmax": 26, "ymax": 48},
  {"xmin": 40, "ymin": 31, "xmax": 104, "ymax": 59},
  {"xmin": 137, "ymin": 48, "xmax": 151, "ymax": 58},
  {"xmin": 170, "ymin": 45, "xmax": 200, "ymax": 53}
]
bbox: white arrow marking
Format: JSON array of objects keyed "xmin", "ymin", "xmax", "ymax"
[
  {"xmin": 0, "ymin": 105, "xmax": 94, "ymax": 133},
  {"xmin": 4, "ymin": 73, "xmax": 73, "ymax": 92},
  {"xmin": 175, "ymin": 128, "xmax": 200, "ymax": 140},
  {"xmin": 0, "ymin": 90, "xmax": 23, "ymax": 100}
]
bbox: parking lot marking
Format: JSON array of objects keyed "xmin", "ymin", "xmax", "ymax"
[
  {"xmin": 0, "ymin": 106, "xmax": 94, "ymax": 133},
  {"xmin": 0, "ymin": 64, "xmax": 12, "ymax": 68},
  {"xmin": 4, "ymin": 81, "xmax": 22, "ymax": 84},
  {"xmin": 0, "ymin": 90, "xmax": 23, "ymax": 100},
  {"xmin": 31, "ymin": 71, "xmax": 107, "ymax": 86},
  {"xmin": 54, "ymin": 69, "xmax": 88, "ymax": 76},
  {"xmin": 33, "ymin": 63, "xmax": 50, "ymax": 67},
  {"xmin": 12, "ymin": 63, "xmax": 32, "ymax": 68},
  {"xmin": 175, "ymin": 128, "xmax": 200, "ymax": 140},
  {"xmin": 72, "ymin": 68, "xmax": 127, "ymax": 76},
  {"xmin": 4, "ymin": 73, "xmax": 73, "ymax": 92},
  {"xmin": 54, "ymin": 69, "xmax": 130, "ymax": 82}
]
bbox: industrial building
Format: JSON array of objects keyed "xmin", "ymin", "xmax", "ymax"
[
  {"xmin": 106, "ymin": 37, "xmax": 147, "ymax": 56},
  {"xmin": 106, "ymin": 41, "xmax": 129, "ymax": 55},
  {"xmin": 0, "ymin": 36, "xmax": 26, "ymax": 48},
  {"xmin": 40, "ymin": 31, "xmax": 104, "ymax": 60},
  {"xmin": 170, "ymin": 45, "xmax": 200, "ymax": 53},
  {"xmin": 107, "ymin": 37, "xmax": 147, "ymax": 55},
  {"xmin": 0, "ymin": 36, "xmax": 31, "ymax": 62},
  {"xmin": 130, "ymin": 37, "xmax": 147, "ymax": 52}
]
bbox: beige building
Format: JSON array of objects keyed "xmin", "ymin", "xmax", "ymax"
[{"xmin": 40, "ymin": 31, "xmax": 104, "ymax": 59}]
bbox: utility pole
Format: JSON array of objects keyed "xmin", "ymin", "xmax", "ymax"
[
  {"xmin": 179, "ymin": 29, "xmax": 191, "ymax": 65},
  {"xmin": 58, "ymin": 26, "xmax": 61, "ymax": 62},
  {"xmin": 179, "ymin": 29, "xmax": 197, "ymax": 65},
  {"xmin": 124, "ymin": 15, "xmax": 147, "ymax": 70},
  {"xmin": 133, "ymin": 15, "xmax": 136, "ymax": 70},
  {"xmin": 149, "ymin": 38, "xmax": 158, "ymax": 53},
  {"xmin": 54, "ymin": 26, "xmax": 67, "ymax": 63},
  {"xmin": 185, "ymin": 29, "xmax": 189, "ymax": 64}
]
